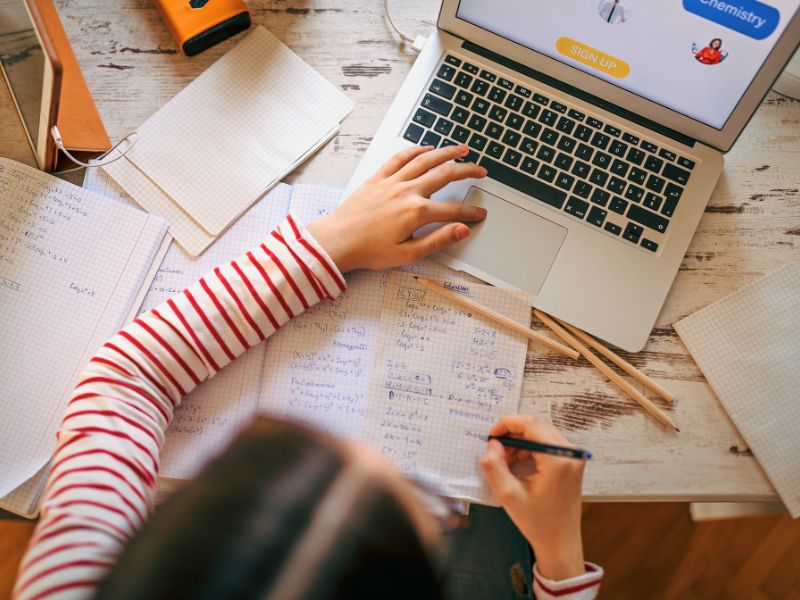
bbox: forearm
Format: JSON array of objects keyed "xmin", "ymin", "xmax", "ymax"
[{"xmin": 14, "ymin": 216, "xmax": 345, "ymax": 600}]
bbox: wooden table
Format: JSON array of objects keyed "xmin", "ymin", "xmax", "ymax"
[{"xmin": 2, "ymin": 0, "xmax": 798, "ymax": 501}]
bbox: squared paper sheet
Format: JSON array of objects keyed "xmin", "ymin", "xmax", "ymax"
[
  {"xmin": 124, "ymin": 25, "xmax": 352, "ymax": 236},
  {"xmin": 674, "ymin": 262, "xmax": 800, "ymax": 517},
  {"xmin": 259, "ymin": 186, "xmax": 484, "ymax": 443},
  {"xmin": 0, "ymin": 158, "xmax": 168, "ymax": 502},
  {"xmin": 363, "ymin": 272, "xmax": 532, "ymax": 504},
  {"xmin": 138, "ymin": 184, "xmax": 292, "ymax": 480}
]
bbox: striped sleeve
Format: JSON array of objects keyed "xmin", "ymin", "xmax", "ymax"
[
  {"xmin": 13, "ymin": 216, "xmax": 345, "ymax": 600},
  {"xmin": 533, "ymin": 562, "xmax": 603, "ymax": 600}
]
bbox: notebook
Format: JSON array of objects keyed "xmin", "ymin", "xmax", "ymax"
[
  {"xmin": 104, "ymin": 25, "xmax": 352, "ymax": 254},
  {"xmin": 128, "ymin": 184, "xmax": 532, "ymax": 504},
  {"xmin": 674, "ymin": 262, "xmax": 800, "ymax": 517},
  {"xmin": 0, "ymin": 158, "xmax": 169, "ymax": 514}
]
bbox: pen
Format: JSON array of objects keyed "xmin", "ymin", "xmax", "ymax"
[{"xmin": 487, "ymin": 436, "xmax": 593, "ymax": 461}]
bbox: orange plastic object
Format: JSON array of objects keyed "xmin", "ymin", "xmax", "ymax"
[{"xmin": 154, "ymin": 0, "xmax": 251, "ymax": 56}]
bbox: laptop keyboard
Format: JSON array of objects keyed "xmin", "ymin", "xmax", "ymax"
[{"xmin": 402, "ymin": 54, "xmax": 698, "ymax": 254}]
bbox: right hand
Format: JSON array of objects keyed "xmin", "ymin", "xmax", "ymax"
[
  {"xmin": 306, "ymin": 144, "xmax": 487, "ymax": 273},
  {"xmin": 479, "ymin": 415, "xmax": 587, "ymax": 581}
]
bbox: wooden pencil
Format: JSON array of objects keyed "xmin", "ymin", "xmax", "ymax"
[
  {"xmin": 415, "ymin": 277, "xmax": 579, "ymax": 359},
  {"xmin": 533, "ymin": 309, "xmax": 679, "ymax": 432},
  {"xmin": 556, "ymin": 318, "xmax": 674, "ymax": 403}
]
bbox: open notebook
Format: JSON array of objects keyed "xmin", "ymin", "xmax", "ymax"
[
  {"xmin": 0, "ymin": 159, "xmax": 169, "ymax": 516},
  {"xmin": 122, "ymin": 182, "xmax": 532, "ymax": 504}
]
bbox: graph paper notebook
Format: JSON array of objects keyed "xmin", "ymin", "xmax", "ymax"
[
  {"xmin": 674, "ymin": 262, "xmax": 800, "ymax": 518},
  {"xmin": 108, "ymin": 24, "xmax": 352, "ymax": 252},
  {"xmin": 0, "ymin": 158, "xmax": 168, "ymax": 515}
]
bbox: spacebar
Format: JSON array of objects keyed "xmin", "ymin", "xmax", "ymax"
[{"xmin": 479, "ymin": 157, "xmax": 567, "ymax": 210}]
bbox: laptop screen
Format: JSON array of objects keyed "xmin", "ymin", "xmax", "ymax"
[{"xmin": 456, "ymin": 0, "xmax": 800, "ymax": 130}]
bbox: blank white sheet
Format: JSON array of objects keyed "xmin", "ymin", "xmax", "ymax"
[{"xmin": 124, "ymin": 25, "xmax": 352, "ymax": 236}]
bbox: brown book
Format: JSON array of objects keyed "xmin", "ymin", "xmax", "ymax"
[{"xmin": 33, "ymin": 0, "xmax": 110, "ymax": 171}]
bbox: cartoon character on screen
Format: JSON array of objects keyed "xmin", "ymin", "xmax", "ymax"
[
  {"xmin": 693, "ymin": 38, "xmax": 728, "ymax": 65},
  {"xmin": 597, "ymin": 0, "xmax": 631, "ymax": 24}
]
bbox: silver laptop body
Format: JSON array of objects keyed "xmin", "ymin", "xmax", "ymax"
[{"xmin": 345, "ymin": 1, "xmax": 800, "ymax": 351}]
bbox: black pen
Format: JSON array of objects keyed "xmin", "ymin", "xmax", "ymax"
[{"xmin": 487, "ymin": 436, "xmax": 593, "ymax": 461}]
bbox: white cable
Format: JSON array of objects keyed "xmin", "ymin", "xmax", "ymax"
[
  {"xmin": 383, "ymin": 0, "xmax": 427, "ymax": 51},
  {"xmin": 50, "ymin": 125, "xmax": 139, "ymax": 173}
]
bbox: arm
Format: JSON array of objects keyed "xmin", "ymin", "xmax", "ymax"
[
  {"xmin": 14, "ymin": 144, "xmax": 485, "ymax": 600},
  {"xmin": 480, "ymin": 415, "xmax": 603, "ymax": 599}
]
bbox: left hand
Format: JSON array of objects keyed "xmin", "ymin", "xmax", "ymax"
[{"xmin": 307, "ymin": 144, "xmax": 487, "ymax": 273}]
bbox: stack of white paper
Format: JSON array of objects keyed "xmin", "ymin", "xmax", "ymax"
[{"xmin": 103, "ymin": 25, "xmax": 353, "ymax": 256}]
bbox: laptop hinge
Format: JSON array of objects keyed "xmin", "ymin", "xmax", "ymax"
[{"xmin": 462, "ymin": 41, "xmax": 696, "ymax": 148}]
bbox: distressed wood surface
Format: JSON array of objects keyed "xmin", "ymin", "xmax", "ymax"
[{"xmin": 1, "ymin": 0, "xmax": 798, "ymax": 500}]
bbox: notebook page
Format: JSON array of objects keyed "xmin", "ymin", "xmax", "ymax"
[
  {"xmin": 363, "ymin": 271, "xmax": 532, "ymax": 504},
  {"xmin": 0, "ymin": 158, "xmax": 168, "ymax": 498},
  {"xmin": 125, "ymin": 25, "xmax": 353, "ymax": 236},
  {"xmin": 136, "ymin": 184, "xmax": 292, "ymax": 480},
  {"xmin": 258, "ymin": 185, "xmax": 483, "ymax": 439},
  {"xmin": 674, "ymin": 262, "xmax": 800, "ymax": 517}
]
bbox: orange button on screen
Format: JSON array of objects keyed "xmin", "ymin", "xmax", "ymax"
[{"xmin": 555, "ymin": 37, "xmax": 629, "ymax": 79}]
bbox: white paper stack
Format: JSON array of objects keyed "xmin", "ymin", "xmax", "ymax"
[{"xmin": 104, "ymin": 25, "xmax": 352, "ymax": 256}]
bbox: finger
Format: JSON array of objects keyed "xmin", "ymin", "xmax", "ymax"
[
  {"xmin": 374, "ymin": 145, "xmax": 434, "ymax": 179},
  {"xmin": 480, "ymin": 440, "xmax": 525, "ymax": 505},
  {"xmin": 489, "ymin": 415, "xmax": 570, "ymax": 446},
  {"xmin": 402, "ymin": 222, "xmax": 470, "ymax": 261},
  {"xmin": 393, "ymin": 144, "xmax": 469, "ymax": 181},
  {"xmin": 413, "ymin": 198, "xmax": 487, "ymax": 228},
  {"xmin": 489, "ymin": 415, "xmax": 542, "ymax": 437},
  {"xmin": 412, "ymin": 161, "xmax": 488, "ymax": 197}
]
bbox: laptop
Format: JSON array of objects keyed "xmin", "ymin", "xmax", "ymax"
[{"xmin": 344, "ymin": 0, "xmax": 800, "ymax": 351}]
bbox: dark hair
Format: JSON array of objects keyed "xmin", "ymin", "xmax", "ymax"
[
  {"xmin": 95, "ymin": 417, "xmax": 442, "ymax": 599},
  {"xmin": 710, "ymin": 38, "xmax": 722, "ymax": 49}
]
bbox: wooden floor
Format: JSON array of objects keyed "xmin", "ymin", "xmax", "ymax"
[{"xmin": 2, "ymin": 503, "xmax": 798, "ymax": 599}]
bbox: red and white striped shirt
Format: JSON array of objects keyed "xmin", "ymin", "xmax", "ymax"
[{"xmin": 13, "ymin": 216, "xmax": 601, "ymax": 599}]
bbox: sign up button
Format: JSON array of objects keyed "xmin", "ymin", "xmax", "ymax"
[{"xmin": 556, "ymin": 37, "xmax": 630, "ymax": 79}]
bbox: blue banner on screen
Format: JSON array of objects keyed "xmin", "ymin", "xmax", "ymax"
[{"xmin": 683, "ymin": 0, "xmax": 780, "ymax": 40}]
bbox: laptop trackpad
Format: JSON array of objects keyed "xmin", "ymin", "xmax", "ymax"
[{"xmin": 443, "ymin": 187, "xmax": 567, "ymax": 295}]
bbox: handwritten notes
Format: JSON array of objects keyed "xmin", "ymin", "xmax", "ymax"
[
  {"xmin": 363, "ymin": 272, "xmax": 532, "ymax": 504},
  {"xmin": 258, "ymin": 186, "xmax": 484, "ymax": 440},
  {"xmin": 0, "ymin": 157, "xmax": 168, "ymax": 498}
]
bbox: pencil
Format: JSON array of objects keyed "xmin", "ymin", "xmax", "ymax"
[
  {"xmin": 415, "ymin": 277, "xmax": 579, "ymax": 359},
  {"xmin": 556, "ymin": 319, "xmax": 674, "ymax": 403},
  {"xmin": 488, "ymin": 435, "xmax": 593, "ymax": 460},
  {"xmin": 533, "ymin": 309, "xmax": 680, "ymax": 432}
]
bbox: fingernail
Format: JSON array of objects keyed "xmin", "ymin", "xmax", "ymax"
[
  {"xmin": 477, "ymin": 207, "xmax": 488, "ymax": 216},
  {"xmin": 480, "ymin": 167, "xmax": 488, "ymax": 177},
  {"xmin": 454, "ymin": 225, "xmax": 470, "ymax": 241}
]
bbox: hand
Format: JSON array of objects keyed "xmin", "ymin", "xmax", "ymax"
[
  {"xmin": 479, "ymin": 415, "xmax": 586, "ymax": 581},
  {"xmin": 306, "ymin": 144, "xmax": 487, "ymax": 272}
]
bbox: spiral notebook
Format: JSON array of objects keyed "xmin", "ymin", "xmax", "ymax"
[{"xmin": 674, "ymin": 262, "xmax": 800, "ymax": 517}]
